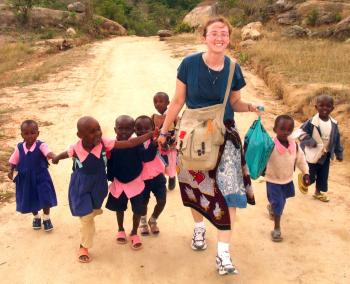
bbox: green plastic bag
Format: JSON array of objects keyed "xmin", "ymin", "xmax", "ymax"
[{"xmin": 244, "ymin": 117, "xmax": 274, "ymax": 180}]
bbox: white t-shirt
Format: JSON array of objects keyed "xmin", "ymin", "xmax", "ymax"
[{"xmin": 319, "ymin": 119, "xmax": 332, "ymax": 152}]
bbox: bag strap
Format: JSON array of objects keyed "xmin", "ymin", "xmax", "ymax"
[{"xmin": 219, "ymin": 59, "xmax": 236, "ymax": 123}]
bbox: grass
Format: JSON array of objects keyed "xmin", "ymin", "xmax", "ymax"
[
  {"xmin": 0, "ymin": 42, "xmax": 34, "ymax": 74},
  {"xmin": 241, "ymin": 37, "xmax": 350, "ymax": 85},
  {"xmin": 0, "ymin": 43, "xmax": 91, "ymax": 88}
]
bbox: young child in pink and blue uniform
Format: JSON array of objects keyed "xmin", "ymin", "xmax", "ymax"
[
  {"xmin": 8, "ymin": 120, "xmax": 57, "ymax": 232},
  {"xmin": 265, "ymin": 115, "xmax": 310, "ymax": 242},
  {"xmin": 52, "ymin": 116, "xmax": 153, "ymax": 263},
  {"xmin": 134, "ymin": 115, "xmax": 167, "ymax": 235},
  {"xmin": 152, "ymin": 92, "xmax": 178, "ymax": 190},
  {"xmin": 105, "ymin": 115, "xmax": 158, "ymax": 250}
]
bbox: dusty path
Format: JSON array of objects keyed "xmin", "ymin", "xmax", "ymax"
[{"xmin": 0, "ymin": 36, "xmax": 349, "ymax": 284}]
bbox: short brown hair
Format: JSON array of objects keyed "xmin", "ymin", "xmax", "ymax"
[{"xmin": 202, "ymin": 16, "xmax": 233, "ymax": 37}]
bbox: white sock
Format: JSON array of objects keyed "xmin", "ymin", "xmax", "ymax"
[
  {"xmin": 194, "ymin": 221, "xmax": 205, "ymax": 229},
  {"xmin": 34, "ymin": 214, "xmax": 40, "ymax": 219},
  {"xmin": 217, "ymin": 242, "xmax": 229, "ymax": 255},
  {"xmin": 43, "ymin": 214, "xmax": 50, "ymax": 221}
]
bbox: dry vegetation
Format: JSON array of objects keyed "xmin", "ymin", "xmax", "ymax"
[{"xmin": 243, "ymin": 38, "xmax": 350, "ymax": 85}]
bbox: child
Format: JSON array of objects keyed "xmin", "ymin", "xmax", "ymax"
[
  {"xmin": 105, "ymin": 115, "xmax": 158, "ymax": 250},
  {"xmin": 8, "ymin": 120, "xmax": 57, "ymax": 232},
  {"xmin": 52, "ymin": 116, "xmax": 153, "ymax": 262},
  {"xmin": 297, "ymin": 95, "xmax": 343, "ymax": 202},
  {"xmin": 135, "ymin": 115, "xmax": 167, "ymax": 235},
  {"xmin": 152, "ymin": 92, "xmax": 178, "ymax": 190},
  {"xmin": 265, "ymin": 115, "xmax": 310, "ymax": 242}
]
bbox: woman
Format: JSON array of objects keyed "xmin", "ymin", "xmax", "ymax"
[{"xmin": 158, "ymin": 17, "xmax": 260, "ymax": 275}]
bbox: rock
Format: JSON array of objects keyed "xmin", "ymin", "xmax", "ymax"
[
  {"xmin": 332, "ymin": 16, "xmax": 350, "ymax": 40},
  {"xmin": 157, "ymin": 30, "xmax": 173, "ymax": 37},
  {"xmin": 277, "ymin": 10, "xmax": 298, "ymax": 25},
  {"xmin": 239, "ymin": 39, "xmax": 256, "ymax": 48},
  {"xmin": 241, "ymin": 22, "xmax": 263, "ymax": 41},
  {"xmin": 274, "ymin": 0, "xmax": 296, "ymax": 13},
  {"xmin": 67, "ymin": 2, "xmax": 85, "ymax": 13},
  {"xmin": 296, "ymin": 1, "xmax": 350, "ymax": 26},
  {"xmin": 183, "ymin": 3, "xmax": 217, "ymax": 28},
  {"xmin": 28, "ymin": 7, "xmax": 84, "ymax": 28},
  {"xmin": 66, "ymin": 27, "xmax": 77, "ymax": 36},
  {"xmin": 0, "ymin": 10, "xmax": 16, "ymax": 27},
  {"xmin": 98, "ymin": 17, "xmax": 127, "ymax": 36},
  {"xmin": 345, "ymin": 38, "xmax": 350, "ymax": 43},
  {"xmin": 309, "ymin": 29, "xmax": 333, "ymax": 39},
  {"xmin": 283, "ymin": 25, "xmax": 310, "ymax": 38}
]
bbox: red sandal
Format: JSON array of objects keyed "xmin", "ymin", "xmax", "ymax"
[
  {"xmin": 116, "ymin": 231, "xmax": 127, "ymax": 244},
  {"xmin": 78, "ymin": 246, "xmax": 91, "ymax": 263},
  {"xmin": 129, "ymin": 234, "xmax": 142, "ymax": 250}
]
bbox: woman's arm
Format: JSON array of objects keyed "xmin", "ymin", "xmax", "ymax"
[
  {"xmin": 161, "ymin": 79, "xmax": 186, "ymax": 135},
  {"xmin": 114, "ymin": 131, "xmax": 154, "ymax": 149},
  {"xmin": 52, "ymin": 151, "xmax": 69, "ymax": 164},
  {"xmin": 230, "ymin": 90, "xmax": 260, "ymax": 113}
]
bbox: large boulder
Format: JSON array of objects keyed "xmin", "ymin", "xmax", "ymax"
[
  {"xmin": 157, "ymin": 30, "xmax": 173, "ymax": 37},
  {"xmin": 28, "ymin": 7, "xmax": 85, "ymax": 27},
  {"xmin": 0, "ymin": 9, "xmax": 16, "ymax": 27},
  {"xmin": 297, "ymin": 0, "xmax": 350, "ymax": 26},
  {"xmin": 183, "ymin": 3, "xmax": 217, "ymax": 28},
  {"xmin": 98, "ymin": 17, "xmax": 127, "ymax": 36},
  {"xmin": 67, "ymin": 2, "xmax": 85, "ymax": 13},
  {"xmin": 241, "ymin": 22, "xmax": 263, "ymax": 41},
  {"xmin": 283, "ymin": 25, "xmax": 310, "ymax": 38},
  {"xmin": 332, "ymin": 16, "xmax": 350, "ymax": 40},
  {"xmin": 277, "ymin": 10, "xmax": 298, "ymax": 25}
]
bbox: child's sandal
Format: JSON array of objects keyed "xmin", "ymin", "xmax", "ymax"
[
  {"xmin": 78, "ymin": 247, "xmax": 91, "ymax": 263},
  {"xmin": 139, "ymin": 224, "xmax": 150, "ymax": 236},
  {"xmin": 129, "ymin": 234, "xmax": 142, "ymax": 250},
  {"xmin": 313, "ymin": 193, "xmax": 330, "ymax": 202},
  {"xmin": 148, "ymin": 219, "xmax": 160, "ymax": 235},
  {"xmin": 116, "ymin": 231, "xmax": 127, "ymax": 244},
  {"xmin": 271, "ymin": 230, "xmax": 283, "ymax": 242},
  {"xmin": 298, "ymin": 173, "xmax": 308, "ymax": 194}
]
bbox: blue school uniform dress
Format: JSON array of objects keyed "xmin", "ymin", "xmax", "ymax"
[
  {"xmin": 68, "ymin": 142, "xmax": 108, "ymax": 217},
  {"xmin": 14, "ymin": 141, "xmax": 57, "ymax": 214}
]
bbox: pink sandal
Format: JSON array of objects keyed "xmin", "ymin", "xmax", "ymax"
[
  {"xmin": 116, "ymin": 231, "xmax": 127, "ymax": 244},
  {"xmin": 129, "ymin": 234, "xmax": 142, "ymax": 250}
]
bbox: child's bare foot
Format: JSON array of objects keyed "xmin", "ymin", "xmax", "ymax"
[{"xmin": 78, "ymin": 245, "xmax": 91, "ymax": 263}]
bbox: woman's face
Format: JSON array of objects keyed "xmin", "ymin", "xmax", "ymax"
[{"xmin": 204, "ymin": 22, "xmax": 230, "ymax": 54}]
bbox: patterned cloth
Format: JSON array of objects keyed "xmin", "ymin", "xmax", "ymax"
[{"xmin": 178, "ymin": 121, "xmax": 252, "ymax": 230}]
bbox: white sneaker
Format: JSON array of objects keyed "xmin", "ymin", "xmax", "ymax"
[
  {"xmin": 191, "ymin": 227, "xmax": 207, "ymax": 250},
  {"xmin": 216, "ymin": 251, "xmax": 238, "ymax": 275}
]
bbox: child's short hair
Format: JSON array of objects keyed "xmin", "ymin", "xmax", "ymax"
[
  {"xmin": 135, "ymin": 115, "xmax": 155, "ymax": 130},
  {"xmin": 274, "ymin": 115, "xmax": 294, "ymax": 128},
  {"xmin": 316, "ymin": 94, "xmax": 334, "ymax": 105},
  {"xmin": 20, "ymin": 119, "xmax": 38, "ymax": 130},
  {"xmin": 154, "ymin": 92, "xmax": 169, "ymax": 102}
]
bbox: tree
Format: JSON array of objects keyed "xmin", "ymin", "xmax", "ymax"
[{"xmin": 8, "ymin": 0, "xmax": 39, "ymax": 24}]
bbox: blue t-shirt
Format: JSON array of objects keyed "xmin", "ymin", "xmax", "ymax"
[{"xmin": 177, "ymin": 52, "xmax": 246, "ymax": 121}]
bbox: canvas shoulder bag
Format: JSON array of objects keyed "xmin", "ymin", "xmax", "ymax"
[{"xmin": 176, "ymin": 59, "xmax": 236, "ymax": 171}]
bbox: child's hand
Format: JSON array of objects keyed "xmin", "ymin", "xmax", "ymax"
[
  {"xmin": 153, "ymin": 127, "xmax": 160, "ymax": 139},
  {"xmin": 52, "ymin": 157, "xmax": 59, "ymax": 164},
  {"xmin": 303, "ymin": 174, "xmax": 311, "ymax": 186},
  {"xmin": 7, "ymin": 171, "xmax": 14, "ymax": 180},
  {"xmin": 47, "ymin": 152, "xmax": 56, "ymax": 160}
]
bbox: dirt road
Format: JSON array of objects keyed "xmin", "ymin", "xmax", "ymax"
[{"xmin": 0, "ymin": 36, "xmax": 349, "ymax": 284}]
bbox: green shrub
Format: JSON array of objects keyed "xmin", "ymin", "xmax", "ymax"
[
  {"xmin": 307, "ymin": 9, "xmax": 319, "ymax": 26},
  {"xmin": 175, "ymin": 22, "xmax": 195, "ymax": 34}
]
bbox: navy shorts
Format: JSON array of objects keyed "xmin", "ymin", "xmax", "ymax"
[
  {"xmin": 105, "ymin": 192, "xmax": 145, "ymax": 216},
  {"xmin": 143, "ymin": 174, "xmax": 167, "ymax": 202},
  {"xmin": 266, "ymin": 181, "xmax": 295, "ymax": 216}
]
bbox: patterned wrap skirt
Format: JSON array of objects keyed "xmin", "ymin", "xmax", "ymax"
[{"xmin": 177, "ymin": 120, "xmax": 252, "ymax": 230}]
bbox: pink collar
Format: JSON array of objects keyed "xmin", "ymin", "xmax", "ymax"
[
  {"xmin": 74, "ymin": 140, "xmax": 103, "ymax": 162},
  {"xmin": 23, "ymin": 141, "xmax": 37, "ymax": 154},
  {"xmin": 274, "ymin": 137, "xmax": 296, "ymax": 155}
]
